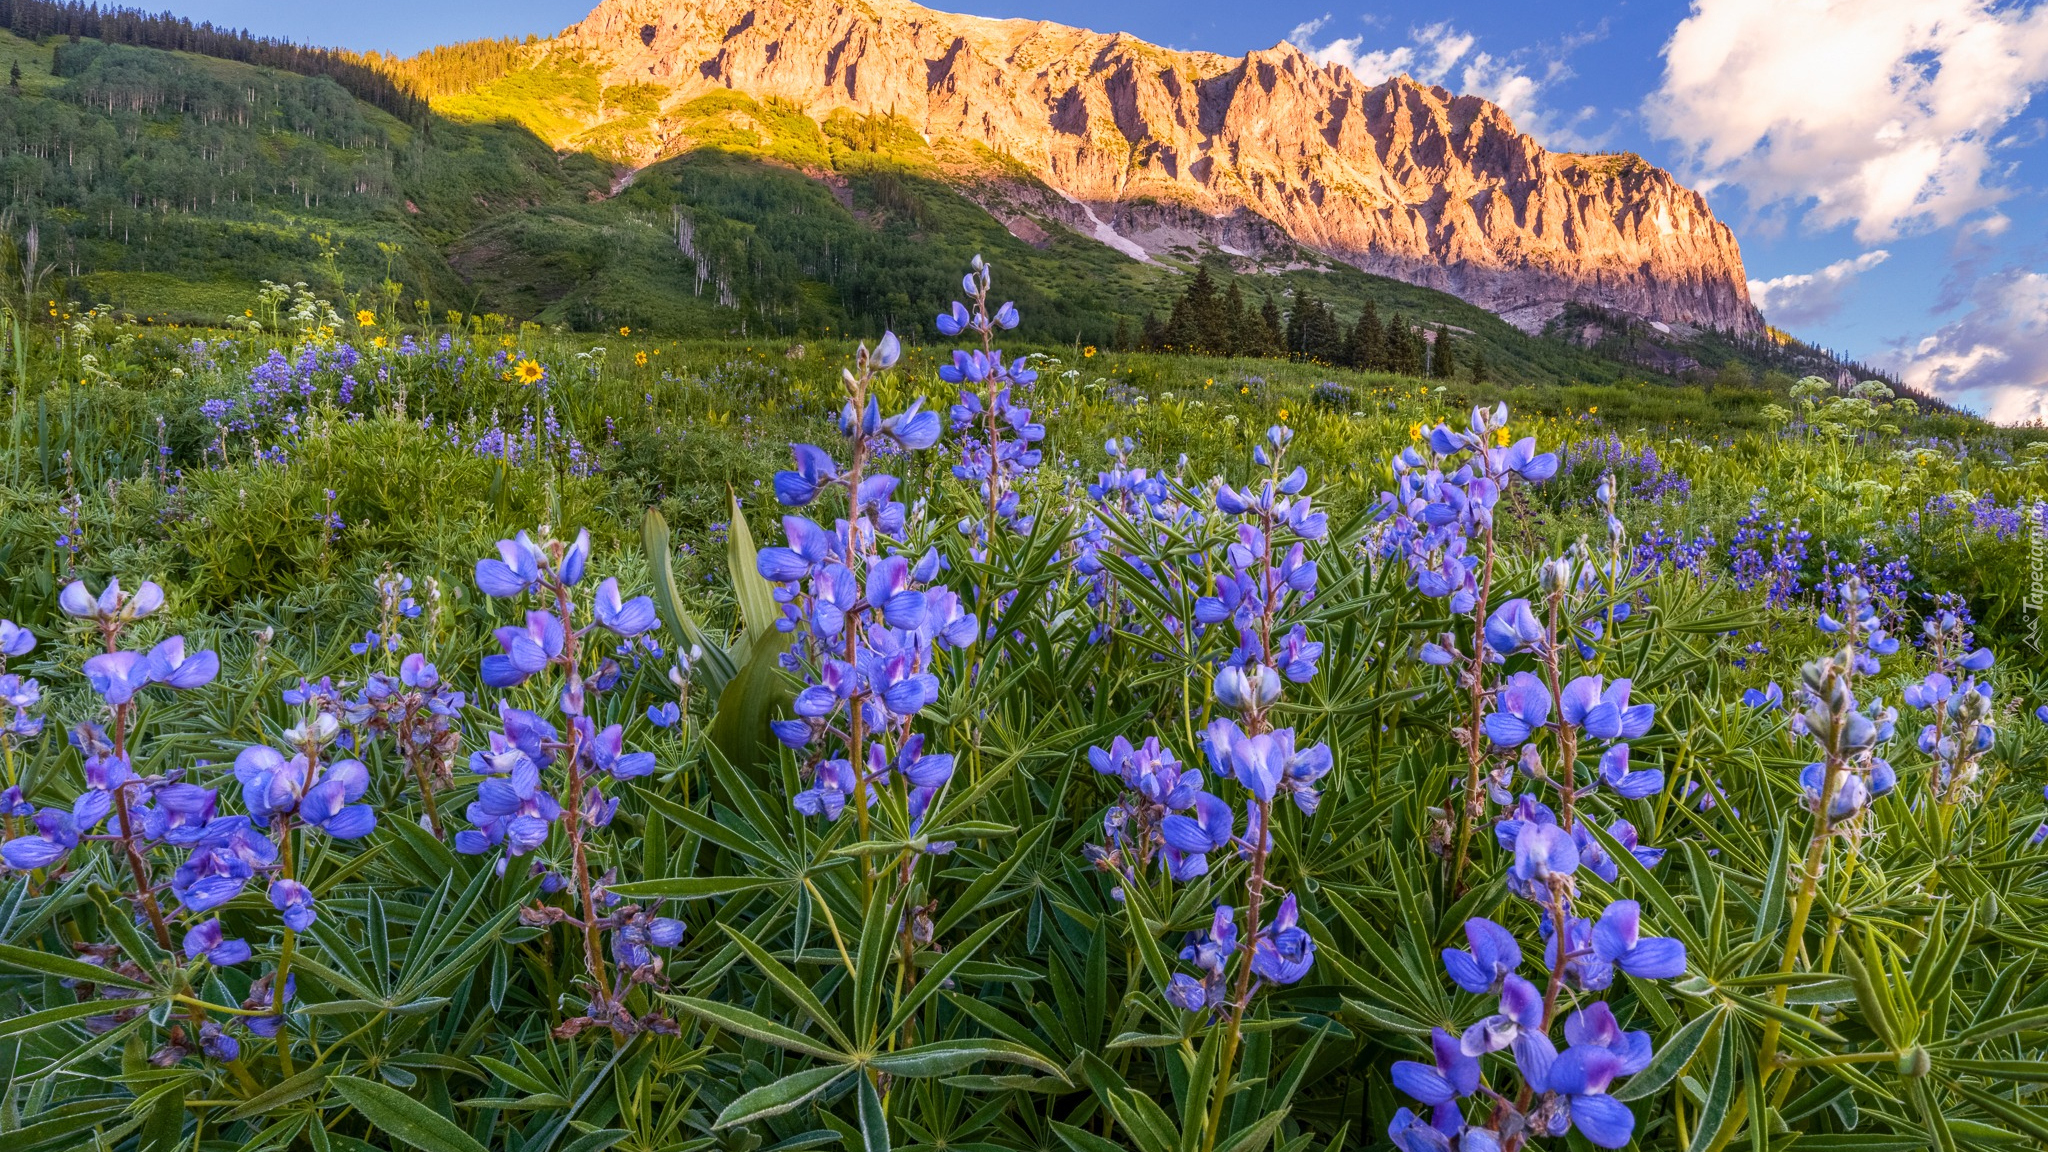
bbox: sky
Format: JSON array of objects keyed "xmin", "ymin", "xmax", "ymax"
[{"xmin": 166, "ymin": 0, "xmax": 2048, "ymax": 421}]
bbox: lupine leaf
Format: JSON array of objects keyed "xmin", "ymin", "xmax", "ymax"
[{"xmin": 331, "ymin": 1075, "xmax": 488, "ymax": 1152}]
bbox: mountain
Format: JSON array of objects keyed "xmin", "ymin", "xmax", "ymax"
[
  {"xmin": 494, "ymin": 0, "xmax": 1761, "ymax": 336},
  {"xmin": 2, "ymin": 0, "xmax": 1886, "ymax": 395}
]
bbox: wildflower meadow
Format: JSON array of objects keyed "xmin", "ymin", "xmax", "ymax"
[{"xmin": 0, "ymin": 264, "xmax": 2045, "ymax": 1152}]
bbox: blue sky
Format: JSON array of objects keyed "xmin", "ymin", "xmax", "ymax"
[{"xmin": 171, "ymin": 0, "xmax": 2048, "ymax": 419}]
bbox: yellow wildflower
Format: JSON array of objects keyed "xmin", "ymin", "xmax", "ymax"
[
  {"xmin": 514, "ymin": 359, "xmax": 545, "ymax": 385},
  {"xmin": 635, "ymin": 351, "xmax": 649, "ymax": 366},
  {"xmin": 1084, "ymin": 346, "xmax": 1097, "ymax": 358},
  {"xmin": 619, "ymin": 326, "xmax": 631, "ymax": 336},
  {"xmin": 1408, "ymin": 422, "xmax": 1424, "ymax": 442},
  {"xmin": 1495, "ymin": 427, "xmax": 1510, "ymax": 447},
  {"xmin": 356, "ymin": 310, "xmax": 376, "ymax": 327}
]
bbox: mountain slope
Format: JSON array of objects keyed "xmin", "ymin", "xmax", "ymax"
[{"xmin": 511, "ymin": 0, "xmax": 1759, "ymax": 335}]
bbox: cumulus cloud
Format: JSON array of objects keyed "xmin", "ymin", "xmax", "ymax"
[
  {"xmin": 1288, "ymin": 18, "xmax": 1598, "ymax": 147},
  {"xmin": 1648, "ymin": 0, "xmax": 2048, "ymax": 242},
  {"xmin": 1888, "ymin": 267, "xmax": 2048, "ymax": 422},
  {"xmin": 1747, "ymin": 250, "xmax": 1892, "ymax": 325}
]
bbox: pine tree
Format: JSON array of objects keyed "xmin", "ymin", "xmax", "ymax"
[
  {"xmin": 1387, "ymin": 314, "xmax": 1423, "ymax": 377},
  {"xmin": 1469, "ymin": 347, "xmax": 1490, "ymax": 384},
  {"xmin": 1431, "ymin": 324, "xmax": 1456, "ymax": 379},
  {"xmin": 1259, "ymin": 295, "xmax": 1283, "ymax": 355},
  {"xmin": 1284, "ymin": 290, "xmax": 1311, "ymax": 358},
  {"xmin": 1306, "ymin": 298, "xmax": 1344, "ymax": 364},
  {"xmin": 1349, "ymin": 301, "xmax": 1385, "ymax": 371},
  {"xmin": 1140, "ymin": 312, "xmax": 1165, "ymax": 351},
  {"xmin": 8, "ymin": 62, "xmax": 20, "ymax": 93},
  {"xmin": 1220, "ymin": 281, "xmax": 1248, "ymax": 356}
]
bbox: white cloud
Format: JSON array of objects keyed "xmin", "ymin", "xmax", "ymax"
[
  {"xmin": 1649, "ymin": 0, "xmax": 2048, "ymax": 242},
  {"xmin": 1747, "ymin": 250, "xmax": 1891, "ymax": 325},
  {"xmin": 1888, "ymin": 267, "xmax": 2048, "ymax": 422},
  {"xmin": 1289, "ymin": 18, "xmax": 1597, "ymax": 147}
]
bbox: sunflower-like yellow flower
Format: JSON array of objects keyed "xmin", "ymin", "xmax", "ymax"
[
  {"xmin": 635, "ymin": 351, "xmax": 649, "ymax": 366},
  {"xmin": 619, "ymin": 326, "xmax": 631, "ymax": 336},
  {"xmin": 356, "ymin": 310, "xmax": 376, "ymax": 327},
  {"xmin": 1495, "ymin": 426, "xmax": 1510, "ymax": 447},
  {"xmin": 1083, "ymin": 346, "xmax": 1097, "ymax": 358},
  {"xmin": 1408, "ymin": 421, "xmax": 1424, "ymax": 442},
  {"xmin": 514, "ymin": 359, "xmax": 545, "ymax": 385}
]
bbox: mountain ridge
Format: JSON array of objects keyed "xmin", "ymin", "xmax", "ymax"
[{"xmin": 500, "ymin": 0, "xmax": 1761, "ymax": 335}]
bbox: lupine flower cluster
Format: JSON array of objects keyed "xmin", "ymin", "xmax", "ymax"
[
  {"xmin": 1789, "ymin": 578, "xmax": 1902, "ymax": 825},
  {"xmin": 938, "ymin": 256, "xmax": 1045, "ymax": 554},
  {"xmin": 0, "ymin": 583, "xmax": 363, "ymax": 1062},
  {"xmin": 1088, "ymin": 421, "xmax": 1333, "ymax": 1018},
  {"xmin": 1727, "ymin": 498, "xmax": 1811, "ymax": 608},
  {"xmin": 1389, "ymin": 798, "xmax": 1686, "ymax": 1150},
  {"xmin": 1565, "ymin": 435, "xmax": 1690, "ymax": 504},
  {"xmin": 758, "ymin": 330, "xmax": 973, "ymax": 848},
  {"xmin": 1903, "ymin": 606, "xmax": 1996, "ymax": 804},
  {"xmin": 465, "ymin": 527, "xmax": 681, "ymax": 1036}
]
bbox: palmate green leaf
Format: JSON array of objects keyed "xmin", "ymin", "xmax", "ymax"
[
  {"xmin": 1948, "ymin": 1079, "xmax": 2048, "ymax": 1144},
  {"xmin": 0, "ymin": 941, "xmax": 151, "ymax": 989},
  {"xmin": 885, "ymin": 911, "xmax": 1018, "ymax": 1036},
  {"xmin": 1614, "ymin": 1008, "xmax": 1721, "ymax": 1102},
  {"xmin": 665, "ymin": 995, "xmax": 852, "ymax": 1063},
  {"xmin": 7, "ymin": 1097, "xmax": 135, "ymax": 1152},
  {"xmin": 611, "ymin": 874, "xmax": 786, "ymax": 900},
  {"xmin": 0, "ymin": 998, "xmax": 122, "ymax": 1038},
  {"xmin": 220, "ymin": 1067, "xmax": 331, "ymax": 1124},
  {"xmin": 867, "ymin": 1038, "xmax": 1066, "ymax": 1079},
  {"xmin": 719, "ymin": 921, "xmax": 853, "ymax": 1049},
  {"xmin": 331, "ymin": 1075, "xmax": 488, "ymax": 1152},
  {"xmin": 934, "ymin": 819, "xmax": 1054, "ymax": 937},
  {"xmin": 715, "ymin": 1065, "xmax": 854, "ymax": 1128},
  {"xmin": 1216, "ymin": 1107, "xmax": 1290, "ymax": 1152},
  {"xmin": 856, "ymin": 1071, "xmax": 890, "ymax": 1152},
  {"xmin": 1052, "ymin": 1120, "xmax": 1129, "ymax": 1152},
  {"xmin": 1686, "ymin": 1017, "xmax": 1741, "ymax": 1152},
  {"xmin": 852, "ymin": 881, "xmax": 897, "ymax": 1043}
]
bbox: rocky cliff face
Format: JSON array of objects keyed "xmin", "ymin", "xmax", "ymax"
[{"xmin": 547, "ymin": 0, "xmax": 1761, "ymax": 333}]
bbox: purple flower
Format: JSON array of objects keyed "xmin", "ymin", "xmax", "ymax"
[
  {"xmin": 59, "ymin": 578, "xmax": 165, "ymax": 623},
  {"xmin": 648, "ymin": 702, "xmax": 680, "ymax": 728},
  {"xmin": 594, "ymin": 578, "xmax": 657, "ymax": 637},
  {"xmin": 1392, "ymin": 1027, "xmax": 1480, "ymax": 1107},
  {"xmin": 1742, "ymin": 682, "xmax": 1783, "ymax": 710},
  {"xmin": 1559, "ymin": 676, "xmax": 1654, "ymax": 741},
  {"xmin": 1459, "ymin": 971, "xmax": 1544, "ymax": 1056},
  {"xmin": 199, "ymin": 1021, "xmax": 240, "ymax": 1062},
  {"xmin": 1250, "ymin": 892, "xmax": 1315, "ymax": 984},
  {"xmin": 774, "ymin": 443, "xmax": 839, "ymax": 505},
  {"xmin": 1441, "ymin": 917, "xmax": 1522, "ymax": 994},
  {"xmin": 1, "ymin": 808, "xmax": 78, "ymax": 870},
  {"xmin": 82, "ymin": 651, "xmax": 154, "ymax": 705},
  {"xmin": 270, "ymin": 878, "xmax": 317, "ymax": 932},
  {"xmin": 1533, "ymin": 1044, "xmax": 1635, "ymax": 1148},
  {"xmin": 1597, "ymin": 744, "xmax": 1663, "ymax": 799},
  {"xmin": 183, "ymin": 919, "xmax": 251, "ymax": 966},
  {"xmin": 0, "ymin": 619, "xmax": 34, "ymax": 658},
  {"xmin": 1484, "ymin": 599, "xmax": 1545, "ymax": 656},
  {"xmin": 1485, "ymin": 672, "xmax": 1551, "ymax": 747},
  {"xmin": 483, "ymin": 611, "xmax": 565, "ymax": 688},
  {"xmin": 146, "ymin": 636, "xmax": 219, "ymax": 690},
  {"xmin": 1585, "ymin": 900, "xmax": 1686, "ymax": 984},
  {"xmin": 1507, "ymin": 822, "xmax": 1578, "ymax": 900},
  {"xmin": 475, "ymin": 532, "xmax": 546, "ymax": 598}
]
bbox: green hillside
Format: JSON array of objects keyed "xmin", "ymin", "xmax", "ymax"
[{"xmin": 0, "ymin": 25, "xmax": 1903, "ymax": 398}]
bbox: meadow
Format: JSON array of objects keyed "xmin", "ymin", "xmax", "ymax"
[{"xmin": 0, "ymin": 271, "xmax": 2045, "ymax": 1152}]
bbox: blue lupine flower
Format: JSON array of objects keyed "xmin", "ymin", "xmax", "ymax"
[
  {"xmin": 475, "ymin": 532, "xmax": 547, "ymax": 598},
  {"xmin": 1743, "ymin": 682, "xmax": 1783, "ymax": 710},
  {"xmin": 1459, "ymin": 971, "xmax": 1544, "ymax": 1058},
  {"xmin": 593, "ymin": 578, "xmax": 658, "ymax": 637},
  {"xmin": 1391, "ymin": 1026, "xmax": 1480, "ymax": 1109},
  {"xmin": 0, "ymin": 808, "xmax": 78, "ymax": 870},
  {"xmin": 1250, "ymin": 893, "xmax": 1316, "ymax": 984},
  {"xmin": 648, "ymin": 702, "xmax": 680, "ymax": 728},
  {"xmin": 1485, "ymin": 672, "xmax": 1552, "ymax": 747},
  {"xmin": 59, "ymin": 578, "xmax": 165, "ymax": 623},
  {"xmin": 1531, "ymin": 1044, "xmax": 1635, "ymax": 1148},
  {"xmin": 1582, "ymin": 899, "xmax": 1687, "ymax": 985},
  {"xmin": 0, "ymin": 619, "xmax": 35, "ymax": 658},
  {"xmin": 1484, "ymin": 599, "xmax": 1546, "ymax": 656},
  {"xmin": 270, "ymin": 878, "xmax": 317, "ymax": 931},
  {"xmin": 1559, "ymin": 675, "xmax": 1654, "ymax": 740},
  {"xmin": 82, "ymin": 651, "xmax": 154, "ymax": 705},
  {"xmin": 1507, "ymin": 822, "xmax": 1577, "ymax": 900},
  {"xmin": 1441, "ymin": 917, "xmax": 1521, "ymax": 994},
  {"xmin": 183, "ymin": 919, "xmax": 251, "ymax": 966},
  {"xmin": 1597, "ymin": 743, "xmax": 1663, "ymax": 799}
]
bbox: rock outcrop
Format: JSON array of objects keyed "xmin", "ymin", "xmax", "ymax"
[{"xmin": 549, "ymin": 0, "xmax": 1761, "ymax": 333}]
